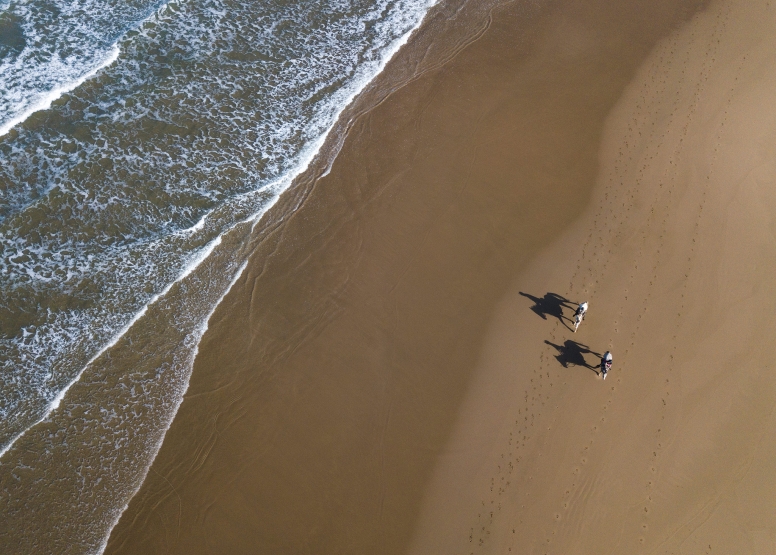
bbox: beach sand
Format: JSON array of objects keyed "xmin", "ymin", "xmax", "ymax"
[{"xmin": 106, "ymin": 0, "xmax": 776, "ymax": 553}]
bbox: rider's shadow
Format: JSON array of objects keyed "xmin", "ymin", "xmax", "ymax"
[
  {"xmin": 519, "ymin": 292, "xmax": 574, "ymax": 328},
  {"xmin": 544, "ymin": 340, "xmax": 600, "ymax": 373}
]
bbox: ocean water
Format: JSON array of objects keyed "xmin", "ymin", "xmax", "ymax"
[{"xmin": 0, "ymin": 0, "xmax": 438, "ymax": 551}]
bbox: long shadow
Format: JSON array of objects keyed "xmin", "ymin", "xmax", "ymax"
[
  {"xmin": 519, "ymin": 292, "xmax": 575, "ymax": 327},
  {"xmin": 545, "ymin": 340, "xmax": 600, "ymax": 374}
]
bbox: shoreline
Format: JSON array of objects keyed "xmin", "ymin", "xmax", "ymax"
[
  {"xmin": 0, "ymin": 0, "xmax": 441, "ymax": 461},
  {"xmin": 0, "ymin": 2, "xmax": 450, "ymax": 553},
  {"xmin": 104, "ymin": 0, "xmax": 776, "ymax": 553}
]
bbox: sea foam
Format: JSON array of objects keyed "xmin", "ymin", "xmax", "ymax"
[{"xmin": 0, "ymin": 0, "xmax": 439, "ymax": 550}]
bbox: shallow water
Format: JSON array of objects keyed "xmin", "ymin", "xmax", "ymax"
[{"xmin": 0, "ymin": 0, "xmax": 436, "ymax": 551}]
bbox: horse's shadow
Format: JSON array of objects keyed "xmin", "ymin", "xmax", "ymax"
[
  {"xmin": 544, "ymin": 340, "xmax": 600, "ymax": 373},
  {"xmin": 519, "ymin": 291, "xmax": 575, "ymax": 329}
]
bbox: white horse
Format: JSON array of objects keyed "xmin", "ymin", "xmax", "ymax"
[{"xmin": 573, "ymin": 301, "xmax": 588, "ymax": 332}]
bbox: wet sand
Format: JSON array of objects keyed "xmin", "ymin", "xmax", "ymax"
[{"xmin": 106, "ymin": 0, "xmax": 776, "ymax": 553}]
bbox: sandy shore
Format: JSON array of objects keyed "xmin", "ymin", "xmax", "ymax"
[{"xmin": 106, "ymin": 0, "xmax": 776, "ymax": 553}]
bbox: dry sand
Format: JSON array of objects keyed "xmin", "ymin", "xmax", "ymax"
[
  {"xmin": 410, "ymin": 0, "xmax": 776, "ymax": 552},
  {"xmin": 106, "ymin": 0, "xmax": 776, "ymax": 553}
]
